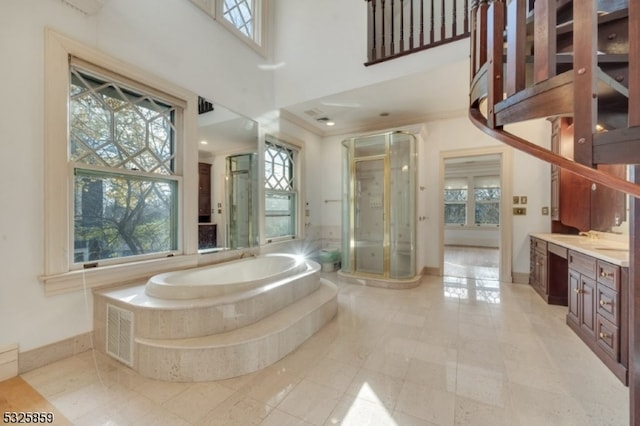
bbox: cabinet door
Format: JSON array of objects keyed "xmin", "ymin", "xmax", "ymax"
[
  {"xmin": 568, "ymin": 269, "xmax": 580, "ymax": 326},
  {"xmin": 579, "ymin": 275, "xmax": 597, "ymax": 338}
]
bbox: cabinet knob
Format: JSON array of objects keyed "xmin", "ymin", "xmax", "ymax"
[
  {"xmin": 599, "ymin": 331, "xmax": 611, "ymax": 339},
  {"xmin": 574, "ymin": 289, "xmax": 585, "ymax": 294},
  {"xmin": 600, "ymin": 271, "xmax": 614, "ymax": 278},
  {"xmin": 599, "ymin": 299, "xmax": 612, "ymax": 306}
]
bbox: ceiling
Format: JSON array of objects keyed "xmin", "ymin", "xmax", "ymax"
[{"xmin": 280, "ymin": 58, "xmax": 470, "ymax": 137}]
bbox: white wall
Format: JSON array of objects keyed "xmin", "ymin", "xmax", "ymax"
[{"xmin": 0, "ymin": 0, "xmax": 276, "ymax": 352}]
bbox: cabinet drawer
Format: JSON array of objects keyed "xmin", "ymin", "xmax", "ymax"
[
  {"xmin": 596, "ymin": 282, "xmax": 618, "ymax": 325},
  {"xmin": 547, "ymin": 243, "xmax": 567, "ymax": 259},
  {"xmin": 531, "ymin": 238, "xmax": 547, "ymax": 253},
  {"xmin": 597, "ymin": 260, "xmax": 620, "ymax": 291},
  {"xmin": 596, "ymin": 315, "xmax": 619, "ymax": 361},
  {"xmin": 568, "ymin": 250, "xmax": 596, "ymax": 278}
]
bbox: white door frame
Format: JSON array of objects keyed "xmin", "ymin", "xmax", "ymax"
[{"xmin": 439, "ymin": 146, "xmax": 513, "ymax": 282}]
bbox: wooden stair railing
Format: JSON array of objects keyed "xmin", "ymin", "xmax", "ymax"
[
  {"xmin": 365, "ymin": 0, "xmax": 471, "ymax": 65},
  {"xmin": 469, "ymin": 0, "xmax": 640, "ymax": 199}
]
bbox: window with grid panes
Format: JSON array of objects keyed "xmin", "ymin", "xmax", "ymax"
[
  {"xmin": 70, "ymin": 65, "xmax": 180, "ymax": 264},
  {"xmin": 264, "ymin": 139, "xmax": 297, "ymax": 240}
]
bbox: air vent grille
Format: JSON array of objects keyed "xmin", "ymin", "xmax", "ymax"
[{"xmin": 106, "ymin": 304, "xmax": 134, "ymax": 366}]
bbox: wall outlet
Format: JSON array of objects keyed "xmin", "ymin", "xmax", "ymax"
[
  {"xmin": 513, "ymin": 207, "xmax": 526, "ymax": 215},
  {"xmin": 542, "ymin": 206, "xmax": 549, "ymax": 215}
]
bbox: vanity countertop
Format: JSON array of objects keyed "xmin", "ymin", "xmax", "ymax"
[{"xmin": 530, "ymin": 232, "xmax": 629, "ymax": 267}]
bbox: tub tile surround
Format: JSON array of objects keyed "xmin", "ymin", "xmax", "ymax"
[
  {"xmin": 93, "ymin": 257, "xmax": 338, "ymax": 382},
  {"xmin": 17, "ymin": 273, "xmax": 629, "ymax": 425}
]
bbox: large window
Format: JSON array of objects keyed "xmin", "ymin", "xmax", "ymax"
[
  {"xmin": 70, "ymin": 65, "xmax": 180, "ymax": 264},
  {"xmin": 43, "ymin": 30, "xmax": 197, "ymax": 293},
  {"xmin": 264, "ymin": 138, "xmax": 298, "ymax": 240},
  {"xmin": 444, "ymin": 175, "xmax": 500, "ymax": 226}
]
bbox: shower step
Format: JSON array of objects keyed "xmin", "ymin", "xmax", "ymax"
[{"xmin": 133, "ymin": 279, "xmax": 338, "ymax": 381}]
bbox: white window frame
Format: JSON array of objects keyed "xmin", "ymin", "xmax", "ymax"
[
  {"xmin": 263, "ymin": 136, "xmax": 301, "ymax": 243},
  {"xmin": 188, "ymin": 0, "xmax": 268, "ymax": 57},
  {"xmin": 42, "ymin": 30, "xmax": 199, "ymax": 295}
]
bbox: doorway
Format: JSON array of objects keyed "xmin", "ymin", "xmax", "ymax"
[{"xmin": 439, "ymin": 148, "xmax": 512, "ymax": 282}]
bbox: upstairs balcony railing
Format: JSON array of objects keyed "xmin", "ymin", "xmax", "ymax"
[{"xmin": 365, "ymin": 0, "xmax": 471, "ymax": 65}]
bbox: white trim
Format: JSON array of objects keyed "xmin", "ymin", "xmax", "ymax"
[
  {"xmin": 439, "ymin": 146, "xmax": 513, "ymax": 282},
  {"xmin": 43, "ymin": 29, "xmax": 199, "ymax": 293}
]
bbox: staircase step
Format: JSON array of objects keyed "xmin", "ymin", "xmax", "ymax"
[{"xmin": 134, "ymin": 279, "xmax": 338, "ymax": 381}]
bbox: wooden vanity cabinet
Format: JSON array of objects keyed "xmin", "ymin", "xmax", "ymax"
[
  {"xmin": 529, "ymin": 238, "xmax": 568, "ymax": 305},
  {"xmin": 566, "ymin": 249, "xmax": 628, "ymax": 384},
  {"xmin": 529, "ymin": 237, "xmax": 547, "ymax": 298}
]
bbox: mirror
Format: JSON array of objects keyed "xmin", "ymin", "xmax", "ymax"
[{"xmin": 197, "ymin": 100, "xmax": 259, "ymax": 252}]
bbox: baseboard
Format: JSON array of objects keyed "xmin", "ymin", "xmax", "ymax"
[
  {"xmin": 0, "ymin": 344, "xmax": 19, "ymax": 381},
  {"xmin": 512, "ymin": 272, "xmax": 529, "ymax": 284},
  {"xmin": 18, "ymin": 332, "xmax": 93, "ymax": 374},
  {"xmin": 423, "ymin": 266, "xmax": 441, "ymax": 276}
]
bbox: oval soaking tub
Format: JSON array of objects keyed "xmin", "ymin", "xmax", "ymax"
[{"xmin": 145, "ymin": 253, "xmax": 313, "ymax": 299}]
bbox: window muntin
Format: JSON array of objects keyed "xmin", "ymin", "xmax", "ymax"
[
  {"xmin": 473, "ymin": 175, "xmax": 500, "ymax": 225},
  {"xmin": 188, "ymin": 0, "xmax": 265, "ymax": 55},
  {"xmin": 70, "ymin": 66, "xmax": 180, "ymax": 265},
  {"xmin": 222, "ymin": 0, "xmax": 254, "ymax": 38},
  {"xmin": 444, "ymin": 178, "xmax": 468, "ymax": 225},
  {"xmin": 264, "ymin": 139, "xmax": 298, "ymax": 239}
]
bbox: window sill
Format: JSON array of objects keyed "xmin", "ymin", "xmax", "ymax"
[
  {"xmin": 40, "ymin": 254, "xmax": 198, "ymax": 296},
  {"xmin": 445, "ymin": 225, "xmax": 500, "ymax": 231}
]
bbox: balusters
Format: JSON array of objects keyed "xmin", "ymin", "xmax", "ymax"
[
  {"xmin": 441, "ymin": 0, "xmax": 446, "ymax": 40},
  {"xmin": 409, "ymin": 0, "xmax": 414, "ymax": 49},
  {"xmin": 533, "ymin": 0, "xmax": 557, "ymax": 83},
  {"xmin": 399, "ymin": 0, "xmax": 405, "ymax": 54},
  {"xmin": 420, "ymin": 0, "xmax": 425, "ymax": 45},
  {"xmin": 381, "ymin": 0, "xmax": 386, "ymax": 58},
  {"xmin": 506, "ymin": 0, "xmax": 526, "ymax": 96},
  {"xmin": 390, "ymin": 0, "xmax": 395, "ymax": 55},
  {"xmin": 487, "ymin": 0, "xmax": 506, "ymax": 128},
  {"xmin": 430, "ymin": 0, "xmax": 435, "ymax": 43},
  {"xmin": 572, "ymin": 0, "xmax": 597, "ymax": 167},
  {"xmin": 475, "ymin": 0, "xmax": 489, "ymax": 74},
  {"xmin": 365, "ymin": 0, "xmax": 472, "ymax": 64},
  {"xmin": 630, "ymin": 0, "xmax": 640, "ymax": 126}
]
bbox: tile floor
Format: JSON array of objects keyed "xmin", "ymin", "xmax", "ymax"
[{"xmin": 20, "ymin": 272, "xmax": 628, "ymax": 425}]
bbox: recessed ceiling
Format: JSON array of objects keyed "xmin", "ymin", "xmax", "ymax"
[{"xmin": 280, "ymin": 58, "xmax": 469, "ymax": 137}]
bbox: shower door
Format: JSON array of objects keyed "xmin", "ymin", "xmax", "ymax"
[
  {"xmin": 354, "ymin": 158, "xmax": 386, "ymax": 275},
  {"xmin": 227, "ymin": 153, "xmax": 257, "ymax": 249}
]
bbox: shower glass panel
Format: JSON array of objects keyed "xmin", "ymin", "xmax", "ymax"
[
  {"xmin": 354, "ymin": 159, "xmax": 385, "ymax": 275},
  {"xmin": 389, "ymin": 133, "xmax": 415, "ymax": 278},
  {"xmin": 227, "ymin": 153, "xmax": 258, "ymax": 249},
  {"xmin": 342, "ymin": 131, "xmax": 416, "ymax": 280}
]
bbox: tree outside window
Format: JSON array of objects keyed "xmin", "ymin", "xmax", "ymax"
[{"xmin": 70, "ymin": 67, "xmax": 179, "ymax": 263}]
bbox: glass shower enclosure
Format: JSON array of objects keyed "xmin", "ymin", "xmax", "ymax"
[
  {"xmin": 341, "ymin": 132, "xmax": 416, "ymax": 280},
  {"xmin": 226, "ymin": 153, "xmax": 258, "ymax": 249}
]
